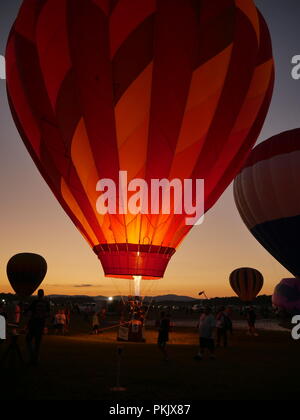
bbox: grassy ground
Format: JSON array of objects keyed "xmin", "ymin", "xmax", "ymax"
[{"xmin": 0, "ymin": 325, "xmax": 300, "ymax": 400}]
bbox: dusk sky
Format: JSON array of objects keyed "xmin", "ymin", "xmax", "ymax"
[{"xmin": 1, "ymin": 0, "xmax": 300, "ymax": 298}]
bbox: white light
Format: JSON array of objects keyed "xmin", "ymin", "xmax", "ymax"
[
  {"xmin": 108, "ymin": 296, "xmax": 113, "ymax": 301},
  {"xmin": 0, "ymin": 55, "xmax": 6, "ymax": 80},
  {"xmin": 133, "ymin": 276, "xmax": 142, "ymax": 297}
]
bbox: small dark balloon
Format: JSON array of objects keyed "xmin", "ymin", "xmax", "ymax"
[
  {"xmin": 230, "ymin": 267, "xmax": 264, "ymax": 302},
  {"xmin": 7, "ymin": 253, "xmax": 47, "ymax": 297}
]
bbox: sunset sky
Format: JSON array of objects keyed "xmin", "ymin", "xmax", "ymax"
[{"xmin": 1, "ymin": 0, "xmax": 300, "ymax": 298}]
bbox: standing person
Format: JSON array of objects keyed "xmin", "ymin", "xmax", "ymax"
[
  {"xmin": 216, "ymin": 306, "xmax": 227, "ymax": 348},
  {"xmin": 26, "ymin": 289, "xmax": 50, "ymax": 366},
  {"xmin": 194, "ymin": 306, "xmax": 216, "ymax": 360},
  {"xmin": 247, "ymin": 306, "xmax": 258, "ymax": 336},
  {"xmin": 216, "ymin": 306, "xmax": 233, "ymax": 347},
  {"xmin": 10, "ymin": 301, "xmax": 22, "ymax": 336},
  {"xmin": 13, "ymin": 302, "xmax": 22, "ymax": 325},
  {"xmin": 65, "ymin": 307, "xmax": 71, "ymax": 333},
  {"xmin": 100, "ymin": 307, "xmax": 107, "ymax": 327},
  {"xmin": 157, "ymin": 311, "xmax": 171, "ymax": 361},
  {"xmin": 225, "ymin": 306, "xmax": 233, "ymax": 334},
  {"xmin": 54, "ymin": 309, "xmax": 67, "ymax": 335},
  {"xmin": 92, "ymin": 312, "xmax": 100, "ymax": 335}
]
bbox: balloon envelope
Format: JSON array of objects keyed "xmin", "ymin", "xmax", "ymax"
[
  {"xmin": 272, "ymin": 278, "xmax": 300, "ymax": 314},
  {"xmin": 230, "ymin": 267, "xmax": 264, "ymax": 302},
  {"xmin": 7, "ymin": 253, "xmax": 47, "ymax": 297},
  {"xmin": 234, "ymin": 129, "xmax": 300, "ymax": 277},
  {"xmin": 6, "ymin": 0, "xmax": 274, "ymax": 279}
]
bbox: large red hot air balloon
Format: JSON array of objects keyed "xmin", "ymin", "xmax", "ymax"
[
  {"xmin": 234, "ymin": 129, "xmax": 300, "ymax": 278},
  {"xmin": 230, "ymin": 267, "xmax": 264, "ymax": 302},
  {"xmin": 6, "ymin": 0, "xmax": 274, "ymax": 280},
  {"xmin": 7, "ymin": 253, "xmax": 47, "ymax": 297}
]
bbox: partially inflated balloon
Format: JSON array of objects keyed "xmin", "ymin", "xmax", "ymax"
[
  {"xmin": 6, "ymin": 0, "xmax": 274, "ymax": 279},
  {"xmin": 272, "ymin": 278, "xmax": 300, "ymax": 314},
  {"xmin": 230, "ymin": 267, "xmax": 264, "ymax": 302},
  {"xmin": 234, "ymin": 129, "xmax": 300, "ymax": 278},
  {"xmin": 7, "ymin": 253, "xmax": 47, "ymax": 297}
]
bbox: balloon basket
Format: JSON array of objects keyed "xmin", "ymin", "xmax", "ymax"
[{"xmin": 117, "ymin": 324, "xmax": 145, "ymax": 343}]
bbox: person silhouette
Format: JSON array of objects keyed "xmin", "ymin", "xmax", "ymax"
[
  {"xmin": 247, "ymin": 306, "xmax": 258, "ymax": 336},
  {"xmin": 157, "ymin": 311, "xmax": 171, "ymax": 361},
  {"xmin": 195, "ymin": 306, "xmax": 216, "ymax": 360},
  {"xmin": 26, "ymin": 289, "xmax": 50, "ymax": 366}
]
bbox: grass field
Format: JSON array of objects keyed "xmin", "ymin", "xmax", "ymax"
[{"xmin": 1, "ymin": 324, "xmax": 300, "ymax": 400}]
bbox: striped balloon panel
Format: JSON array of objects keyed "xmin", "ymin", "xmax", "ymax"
[
  {"xmin": 234, "ymin": 129, "xmax": 300, "ymax": 278},
  {"xmin": 230, "ymin": 267, "xmax": 263, "ymax": 301},
  {"xmin": 6, "ymin": 0, "xmax": 274, "ymax": 278}
]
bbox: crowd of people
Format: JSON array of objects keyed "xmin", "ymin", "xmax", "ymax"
[
  {"xmin": 0, "ymin": 291, "xmax": 110, "ymax": 365},
  {"xmin": 159, "ymin": 305, "xmax": 259, "ymax": 362},
  {"xmin": 0, "ymin": 291, "xmax": 260, "ymax": 366},
  {"xmin": 196, "ymin": 305, "xmax": 259, "ymax": 360}
]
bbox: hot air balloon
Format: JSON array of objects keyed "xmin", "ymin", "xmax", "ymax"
[
  {"xmin": 7, "ymin": 253, "xmax": 47, "ymax": 297},
  {"xmin": 6, "ymin": 0, "xmax": 274, "ymax": 287},
  {"xmin": 234, "ymin": 129, "xmax": 300, "ymax": 278},
  {"xmin": 272, "ymin": 278, "xmax": 300, "ymax": 314},
  {"xmin": 272, "ymin": 278, "xmax": 300, "ymax": 329},
  {"xmin": 230, "ymin": 267, "xmax": 264, "ymax": 302}
]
